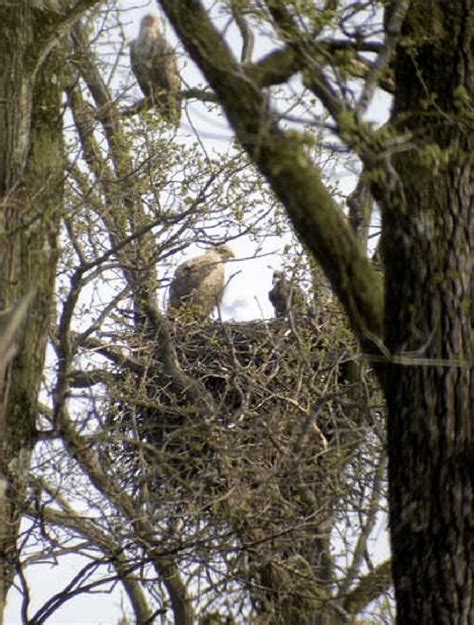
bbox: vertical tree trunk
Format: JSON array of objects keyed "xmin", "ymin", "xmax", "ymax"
[
  {"xmin": 380, "ymin": 4, "xmax": 473, "ymax": 623},
  {"xmin": 0, "ymin": 7, "xmax": 62, "ymax": 620}
]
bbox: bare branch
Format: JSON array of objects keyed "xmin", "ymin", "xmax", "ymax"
[
  {"xmin": 157, "ymin": 0, "xmax": 384, "ymax": 351},
  {"xmin": 356, "ymin": 0, "xmax": 409, "ymax": 113},
  {"xmin": 26, "ymin": 487, "xmax": 154, "ymax": 625},
  {"xmin": 339, "ymin": 451, "xmax": 387, "ymax": 597},
  {"xmin": 231, "ymin": 1, "xmax": 255, "ymax": 63},
  {"xmin": 57, "ymin": 409, "xmax": 195, "ymax": 625}
]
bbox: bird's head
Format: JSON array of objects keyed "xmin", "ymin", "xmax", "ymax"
[
  {"xmin": 140, "ymin": 14, "xmax": 160, "ymax": 34},
  {"xmin": 215, "ymin": 244, "xmax": 235, "ymax": 262},
  {"xmin": 272, "ymin": 270, "xmax": 284, "ymax": 284}
]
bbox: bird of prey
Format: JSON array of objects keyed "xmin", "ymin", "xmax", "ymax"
[
  {"xmin": 130, "ymin": 14, "xmax": 182, "ymax": 124},
  {"xmin": 269, "ymin": 270, "xmax": 309, "ymax": 318},
  {"xmin": 168, "ymin": 245, "xmax": 235, "ymax": 318}
]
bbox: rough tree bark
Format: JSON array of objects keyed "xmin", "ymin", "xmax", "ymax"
[
  {"xmin": 0, "ymin": 6, "xmax": 63, "ymax": 620},
  {"xmin": 379, "ymin": 4, "xmax": 473, "ymax": 623},
  {"xmin": 157, "ymin": 2, "xmax": 472, "ymax": 624}
]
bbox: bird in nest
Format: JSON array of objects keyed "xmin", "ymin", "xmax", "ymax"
[
  {"xmin": 168, "ymin": 245, "xmax": 235, "ymax": 318},
  {"xmin": 268, "ymin": 270, "xmax": 311, "ymax": 319}
]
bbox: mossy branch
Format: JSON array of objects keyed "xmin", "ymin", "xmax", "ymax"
[{"xmin": 157, "ymin": 0, "xmax": 384, "ymax": 352}]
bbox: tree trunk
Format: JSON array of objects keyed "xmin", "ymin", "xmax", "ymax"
[
  {"xmin": 380, "ymin": 4, "xmax": 473, "ymax": 623},
  {"xmin": 156, "ymin": 2, "xmax": 472, "ymax": 623},
  {"xmin": 0, "ymin": 7, "xmax": 62, "ymax": 620}
]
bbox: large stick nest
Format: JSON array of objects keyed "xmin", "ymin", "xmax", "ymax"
[
  {"xmin": 104, "ymin": 302, "xmax": 380, "ymax": 506},
  {"xmin": 99, "ymin": 304, "xmax": 384, "ymax": 605}
]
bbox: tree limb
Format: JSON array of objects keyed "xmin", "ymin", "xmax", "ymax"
[
  {"xmin": 57, "ymin": 409, "xmax": 195, "ymax": 625},
  {"xmin": 231, "ymin": 0, "xmax": 255, "ymax": 63},
  {"xmin": 157, "ymin": 0, "xmax": 384, "ymax": 351},
  {"xmin": 356, "ymin": 0, "xmax": 409, "ymax": 113},
  {"xmin": 342, "ymin": 559, "xmax": 392, "ymax": 615},
  {"xmin": 26, "ymin": 484, "xmax": 154, "ymax": 625}
]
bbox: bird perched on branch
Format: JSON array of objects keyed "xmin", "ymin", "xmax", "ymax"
[
  {"xmin": 269, "ymin": 270, "xmax": 309, "ymax": 319},
  {"xmin": 130, "ymin": 13, "xmax": 182, "ymax": 124},
  {"xmin": 168, "ymin": 245, "xmax": 235, "ymax": 318}
]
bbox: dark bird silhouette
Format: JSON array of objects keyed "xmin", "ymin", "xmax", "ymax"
[
  {"xmin": 269, "ymin": 270, "xmax": 309, "ymax": 318},
  {"xmin": 168, "ymin": 245, "xmax": 235, "ymax": 318},
  {"xmin": 130, "ymin": 14, "xmax": 182, "ymax": 124}
]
